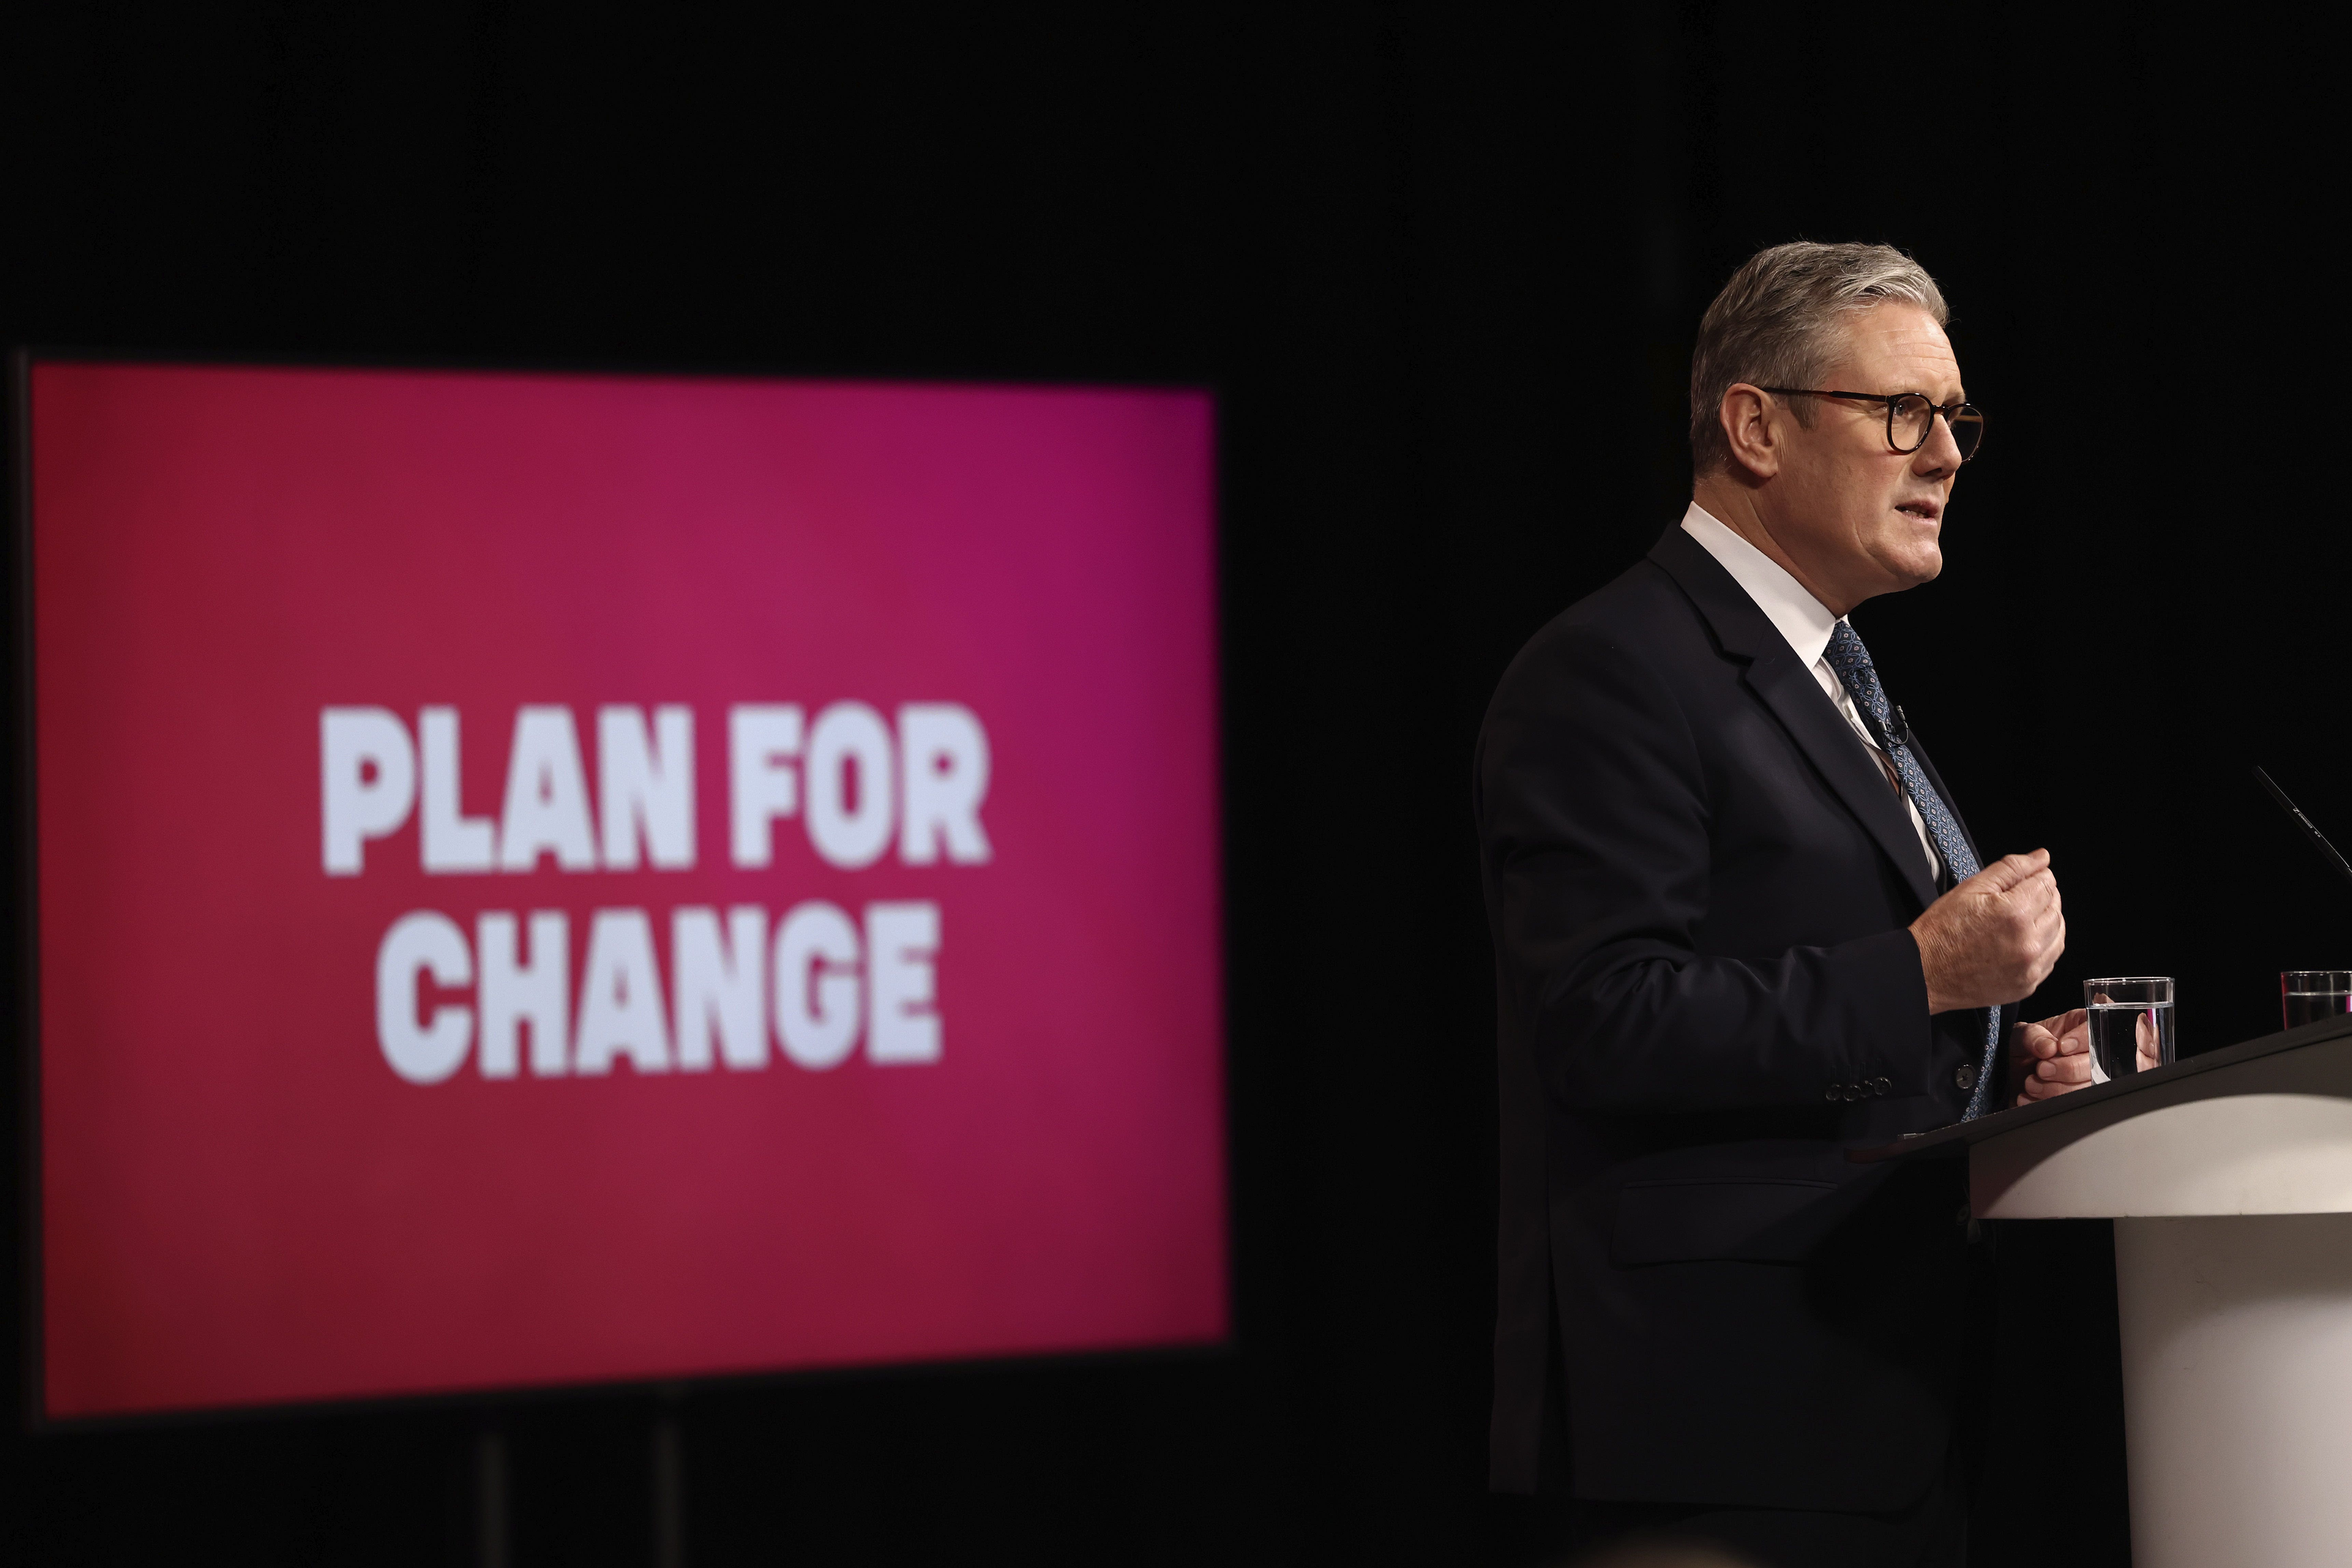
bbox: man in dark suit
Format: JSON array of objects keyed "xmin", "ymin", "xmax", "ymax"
[{"xmin": 1477, "ymin": 242, "xmax": 2094, "ymax": 1568}]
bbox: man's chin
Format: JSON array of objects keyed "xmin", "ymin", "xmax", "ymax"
[{"xmin": 1874, "ymin": 544, "xmax": 1943, "ymax": 590}]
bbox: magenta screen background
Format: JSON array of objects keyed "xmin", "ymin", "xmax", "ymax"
[{"xmin": 29, "ymin": 361, "xmax": 1226, "ymax": 1419}]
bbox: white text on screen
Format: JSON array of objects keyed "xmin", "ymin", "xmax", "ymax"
[{"xmin": 319, "ymin": 703, "xmax": 990, "ymax": 1085}]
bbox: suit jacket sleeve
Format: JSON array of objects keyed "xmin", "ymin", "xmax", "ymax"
[{"xmin": 1478, "ymin": 622, "xmax": 1932, "ymax": 1114}]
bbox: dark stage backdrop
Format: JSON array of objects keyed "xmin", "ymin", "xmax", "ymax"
[{"xmin": 0, "ymin": 5, "xmax": 2325, "ymax": 1565}]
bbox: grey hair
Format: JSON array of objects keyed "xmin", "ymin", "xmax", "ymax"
[{"xmin": 1688, "ymin": 241, "xmax": 1949, "ymax": 476}]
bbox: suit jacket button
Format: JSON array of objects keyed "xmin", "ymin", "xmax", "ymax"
[
  {"xmin": 1872, "ymin": 1076, "xmax": 1891, "ymax": 1096},
  {"xmin": 1955, "ymin": 1062, "xmax": 1978, "ymax": 1091},
  {"xmin": 1825, "ymin": 1085, "xmax": 1841, "ymax": 1101}
]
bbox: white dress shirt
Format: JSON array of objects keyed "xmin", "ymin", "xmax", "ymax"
[{"xmin": 1679, "ymin": 502, "xmax": 1942, "ymax": 884}]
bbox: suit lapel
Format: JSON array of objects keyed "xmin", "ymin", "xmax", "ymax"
[{"xmin": 1648, "ymin": 527, "xmax": 1942, "ymax": 913}]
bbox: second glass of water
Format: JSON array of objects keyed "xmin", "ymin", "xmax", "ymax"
[
  {"xmin": 2282, "ymin": 971, "xmax": 2352, "ymax": 1030},
  {"xmin": 2084, "ymin": 977, "xmax": 2174, "ymax": 1081}
]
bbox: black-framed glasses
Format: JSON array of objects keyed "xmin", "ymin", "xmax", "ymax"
[{"xmin": 1757, "ymin": 387, "xmax": 1986, "ymax": 463}]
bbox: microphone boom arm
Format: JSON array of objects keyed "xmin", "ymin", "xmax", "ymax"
[{"xmin": 2255, "ymin": 765, "xmax": 2352, "ymax": 892}]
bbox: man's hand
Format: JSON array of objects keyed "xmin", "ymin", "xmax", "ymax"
[
  {"xmin": 1910, "ymin": 848, "xmax": 2064, "ymax": 1014},
  {"xmin": 2011, "ymin": 1008, "xmax": 2090, "ymax": 1104}
]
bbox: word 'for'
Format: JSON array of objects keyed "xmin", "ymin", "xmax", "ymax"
[{"xmin": 322, "ymin": 702, "xmax": 991, "ymax": 876}]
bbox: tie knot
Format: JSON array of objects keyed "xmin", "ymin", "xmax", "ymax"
[
  {"xmin": 1825, "ymin": 619, "xmax": 1876, "ymax": 682},
  {"xmin": 1822, "ymin": 619, "xmax": 1892, "ymax": 725},
  {"xmin": 1824, "ymin": 617, "xmax": 1870, "ymax": 673}
]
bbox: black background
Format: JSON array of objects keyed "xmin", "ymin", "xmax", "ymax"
[{"xmin": 0, "ymin": 5, "xmax": 2326, "ymax": 1564}]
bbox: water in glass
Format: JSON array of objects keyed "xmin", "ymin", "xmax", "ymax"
[
  {"xmin": 2282, "ymin": 971, "xmax": 2352, "ymax": 1030},
  {"xmin": 2082, "ymin": 977, "xmax": 2174, "ymax": 1082}
]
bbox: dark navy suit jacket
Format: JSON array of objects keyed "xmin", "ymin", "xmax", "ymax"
[{"xmin": 1477, "ymin": 525, "xmax": 1995, "ymax": 1510}]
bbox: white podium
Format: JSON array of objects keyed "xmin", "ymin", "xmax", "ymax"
[{"xmin": 1859, "ymin": 1014, "xmax": 2352, "ymax": 1568}]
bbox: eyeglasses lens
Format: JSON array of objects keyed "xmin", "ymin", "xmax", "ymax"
[
  {"xmin": 1891, "ymin": 397, "xmax": 1985, "ymax": 462},
  {"xmin": 1947, "ymin": 407, "xmax": 1984, "ymax": 462},
  {"xmin": 1889, "ymin": 396, "xmax": 1934, "ymax": 451}
]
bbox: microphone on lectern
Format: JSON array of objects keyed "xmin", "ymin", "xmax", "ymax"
[{"xmin": 2254, "ymin": 766, "xmax": 2352, "ymax": 891}]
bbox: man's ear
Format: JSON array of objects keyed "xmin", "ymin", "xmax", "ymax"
[{"xmin": 1719, "ymin": 384, "xmax": 1783, "ymax": 480}]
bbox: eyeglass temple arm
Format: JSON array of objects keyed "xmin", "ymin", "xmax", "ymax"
[{"xmin": 1758, "ymin": 387, "xmax": 1977, "ymax": 415}]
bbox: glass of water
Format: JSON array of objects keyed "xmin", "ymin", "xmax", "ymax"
[
  {"xmin": 2083, "ymin": 977, "xmax": 2174, "ymax": 1082},
  {"xmin": 2282, "ymin": 971, "xmax": 2352, "ymax": 1030}
]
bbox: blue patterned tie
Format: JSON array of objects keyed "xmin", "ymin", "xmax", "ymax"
[{"xmin": 1822, "ymin": 620, "xmax": 2000, "ymax": 1120}]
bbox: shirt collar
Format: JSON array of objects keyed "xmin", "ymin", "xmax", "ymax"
[{"xmin": 1678, "ymin": 501, "xmax": 1844, "ymax": 668}]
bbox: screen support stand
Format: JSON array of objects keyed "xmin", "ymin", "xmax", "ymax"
[
  {"xmin": 475, "ymin": 1426, "xmax": 510, "ymax": 1568},
  {"xmin": 653, "ymin": 1386, "xmax": 687, "ymax": 1568}
]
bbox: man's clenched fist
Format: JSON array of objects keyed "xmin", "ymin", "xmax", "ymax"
[{"xmin": 1910, "ymin": 848, "xmax": 2064, "ymax": 1014}]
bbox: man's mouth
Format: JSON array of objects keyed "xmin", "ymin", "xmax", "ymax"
[{"xmin": 1895, "ymin": 499, "xmax": 1942, "ymax": 523}]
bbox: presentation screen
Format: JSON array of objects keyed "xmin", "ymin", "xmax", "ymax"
[{"xmin": 23, "ymin": 359, "xmax": 1226, "ymax": 1419}]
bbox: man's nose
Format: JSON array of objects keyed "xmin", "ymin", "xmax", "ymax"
[{"xmin": 1914, "ymin": 414, "xmax": 1964, "ymax": 475}]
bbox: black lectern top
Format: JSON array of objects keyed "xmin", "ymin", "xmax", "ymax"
[{"xmin": 1850, "ymin": 1012, "xmax": 2352, "ymax": 1164}]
